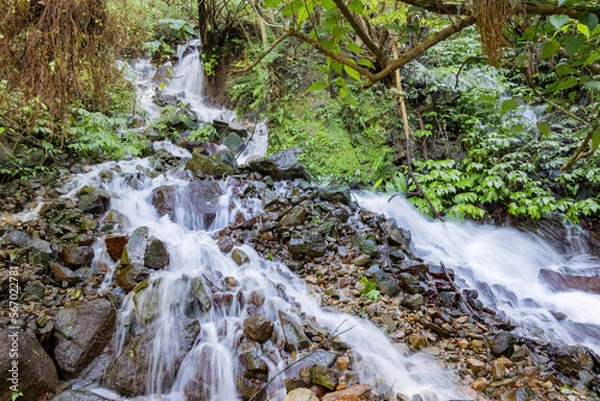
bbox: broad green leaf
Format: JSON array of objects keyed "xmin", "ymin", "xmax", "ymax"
[
  {"xmin": 537, "ymin": 121, "xmax": 552, "ymax": 136},
  {"xmin": 476, "ymin": 94, "xmax": 496, "ymax": 103},
  {"xmin": 556, "ymin": 77, "xmax": 578, "ymax": 91},
  {"xmin": 577, "ymin": 23, "xmax": 590, "ymax": 39},
  {"xmin": 541, "ymin": 40, "xmax": 561, "ymax": 59},
  {"xmin": 550, "ymin": 14, "xmax": 570, "ymax": 30},
  {"xmin": 159, "ymin": 81, "xmax": 165, "ymax": 91},
  {"xmin": 578, "ymin": 12, "xmax": 599, "ymax": 30},
  {"xmin": 348, "ymin": 0, "xmax": 364, "ymax": 14},
  {"xmin": 322, "ymin": 0, "xmax": 336, "ymax": 9},
  {"xmin": 346, "ymin": 43, "xmax": 363, "ymax": 54},
  {"xmin": 556, "ymin": 64, "xmax": 577, "ymax": 76},
  {"xmin": 593, "ymin": 130, "xmax": 600, "ymax": 149},
  {"xmin": 344, "ymin": 65, "xmax": 361, "ymax": 81},
  {"xmin": 501, "ymin": 98, "xmax": 519, "ymax": 114},
  {"xmin": 342, "ymin": 96, "xmax": 358, "ymax": 107},
  {"xmin": 307, "ymin": 80, "xmax": 328, "ymax": 91},
  {"xmin": 584, "ymin": 80, "xmax": 600, "ymax": 90},
  {"xmin": 564, "ymin": 35, "xmax": 586, "ymax": 57},
  {"xmin": 383, "ymin": 24, "xmax": 404, "ymax": 30},
  {"xmin": 357, "ymin": 58, "xmax": 375, "ymax": 69},
  {"xmin": 506, "ymin": 123, "xmax": 525, "ymax": 134},
  {"xmin": 264, "ymin": 0, "xmax": 281, "ymax": 6}
]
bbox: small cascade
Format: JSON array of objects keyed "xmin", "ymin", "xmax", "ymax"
[{"xmin": 358, "ymin": 193, "xmax": 600, "ymax": 355}]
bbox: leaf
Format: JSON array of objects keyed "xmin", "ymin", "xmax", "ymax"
[
  {"xmin": 583, "ymin": 80, "xmax": 600, "ymax": 90},
  {"xmin": 342, "ymin": 96, "xmax": 358, "ymax": 107},
  {"xmin": 501, "ymin": 98, "xmax": 519, "ymax": 114},
  {"xmin": 348, "ymin": 0, "xmax": 364, "ymax": 14},
  {"xmin": 550, "ymin": 14, "xmax": 570, "ymax": 30},
  {"xmin": 592, "ymin": 130, "xmax": 600, "ymax": 149},
  {"xmin": 537, "ymin": 121, "xmax": 552, "ymax": 135},
  {"xmin": 578, "ymin": 12, "xmax": 599, "ymax": 30},
  {"xmin": 383, "ymin": 23, "xmax": 404, "ymax": 30},
  {"xmin": 564, "ymin": 35, "xmax": 586, "ymax": 57},
  {"xmin": 344, "ymin": 65, "xmax": 361, "ymax": 81},
  {"xmin": 556, "ymin": 64, "xmax": 577, "ymax": 76},
  {"xmin": 159, "ymin": 81, "xmax": 165, "ymax": 91},
  {"xmin": 541, "ymin": 40, "xmax": 561, "ymax": 59},
  {"xmin": 322, "ymin": 0, "xmax": 337, "ymax": 9},
  {"xmin": 307, "ymin": 80, "xmax": 328, "ymax": 91},
  {"xmin": 346, "ymin": 43, "xmax": 363, "ymax": 54},
  {"xmin": 357, "ymin": 58, "xmax": 375, "ymax": 69},
  {"xmin": 476, "ymin": 94, "xmax": 496, "ymax": 103},
  {"xmin": 556, "ymin": 77, "xmax": 578, "ymax": 91},
  {"xmin": 263, "ymin": 0, "xmax": 281, "ymax": 5}
]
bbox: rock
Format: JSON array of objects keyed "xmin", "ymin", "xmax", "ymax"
[
  {"xmin": 288, "ymin": 230, "xmax": 326, "ymax": 257},
  {"xmin": 232, "ymin": 248, "xmax": 250, "ymax": 265},
  {"xmin": 471, "ymin": 377, "xmax": 488, "ymax": 391},
  {"xmin": 539, "ymin": 269, "xmax": 600, "ymax": 294},
  {"xmin": 466, "ymin": 358, "xmax": 486, "ymax": 375},
  {"xmin": 280, "ymin": 206, "xmax": 307, "ymax": 227},
  {"xmin": 24, "ymin": 280, "xmax": 45, "ymax": 298},
  {"xmin": 368, "ymin": 265, "xmax": 400, "ymax": 297},
  {"xmin": 279, "ymin": 311, "xmax": 311, "ymax": 351},
  {"xmin": 62, "ymin": 246, "xmax": 94, "ymax": 269},
  {"xmin": 500, "ymin": 388, "xmax": 534, "ymax": 401},
  {"xmin": 217, "ymin": 237, "xmax": 235, "ymax": 253},
  {"xmin": 551, "ymin": 344, "xmax": 594, "ymax": 377},
  {"xmin": 239, "ymin": 350, "xmax": 269, "ymax": 377},
  {"xmin": 184, "ymin": 180, "xmax": 224, "ymax": 228},
  {"xmin": 491, "ymin": 331, "xmax": 515, "ymax": 357},
  {"xmin": 402, "ymin": 294, "xmax": 424, "ymax": 311},
  {"xmin": 190, "ymin": 277, "xmax": 212, "ymax": 312},
  {"xmin": 309, "ymin": 364, "xmax": 338, "ymax": 390},
  {"xmin": 51, "ymin": 263, "xmax": 80, "ymax": 284},
  {"xmin": 321, "ymin": 384, "xmax": 372, "ymax": 401},
  {"xmin": 185, "ymin": 151, "xmax": 234, "ymax": 178},
  {"xmin": 153, "ymin": 92, "xmax": 178, "ymax": 107},
  {"xmin": 284, "ymin": 388, "xmax": 319, "ymax": 401},
  {"xmin": 243, "ymin": 315, "xmax": 274, "ymax": 343},
  {"xmin": 151, "ymin": 185, "xmax": 176, "ymax": 219},
  {"xmin": 77, "ymin": 187, "xmax": 108, "ymax": 214},
  {"xmin": 284, "ymin": 378, "xmax": 311, "ymax": 392},
  {"xmin": 0, "ymin": 329, "xmax": 58, "ymax": 401},
  {"xmin": 388, "ymin": 227, "xmax": 411, "ymax": 248},
  {"xmin": 288, "ymin": 350, "xmax": 338, "ymax": 376},
  {"xmin": 336, "ymin": 354, "xmax": 350, "ymax": 370},
  {"xmin": 352, "ymin": 254, "xmax": 370, "ymax": 266},
  {"xmin": 51, "ymin": 298, "xmax": 116, "ymax": 379},
  {"xmin": 6, "ymin": 230, "xmax": 31, "ymax": 246},
  {"xmin": 223, "ymin": 132, "xmax": 245, "ymax": 153},
  {"xmin": 121, "ymin": 227, "xmax": 149, "ymax": 268},
  {"xmin": 491, "ymin": 358, "xmax": 507, "ymax": 380},
  {"xmin": 105, "ymin": 318, "xmax": 200, "ymax": 397},
  {"xmin": 318, "ymin": 185, "xmax": 352, "ymax": 205},
  {"xmin": 213, "ymin": 119, "xmax": 248, "ymax": 137},
  {"xmin": 248, "ymin": 148, "xmax": 309, "ymax": 181},
  {"xmin": 103, "ymin": 209, "xmax": 130, "ymax": 229},
  {"xmin": 236, "ymin": 376, "xmax": 266, "ymax": 401},
  {"xmin": 215, "ymin": 148, "xmax": 238, "ymax": 169},
  {"xmin": 105, "ymin": 234, "xmax": 129, "ymax": 261},
  {"xmin": 144, "ymin": 238, "xmax": 169, "ymax": 269},
  {"xmin": 51, "ymin": 389, "xmax": 111, "ymax": 401}
]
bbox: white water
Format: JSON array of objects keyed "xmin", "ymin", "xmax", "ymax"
[{"xmin": 358, "ymin": 193, "xmax": 600, "ymax": 355}]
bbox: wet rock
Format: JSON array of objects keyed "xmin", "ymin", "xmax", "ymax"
[
  {"xmin": 213, "ymin": 119, "xmax": 248, "ymax": 137},
  {"xmin": 284, "ymin": 378, "xmax": 311, "ymax": 393},
  {"xmin": 289, "ymin": 350, "xmax": 338, "ymax": 375},
  {"xmin": 288, "ymin": 230, "xmax": 326, "ymax": 257},
  {"xmin": 500, "ymin": 387, "xmax": 535, "ymax": 401},
  {"xmin": 318, "ymin": 185, "xmax": 351, "ymax": 205},
  {"xmin": 402, "ymin": 294, "xmax": 424, "ymax": 311},
  {"xmin": 551, "ymin": 344, "xmax": 594, "ymax": 377},
  {"xmin": 236, "ymin": 376, "xmax": 267, "ymax": 401},
  {"xmin": 284, "ymin": 388, "xmax": 319, "ymax": 401},
  {"xmin": 51, "ymin": 263, "xmax": 80, "ymax": 284},
  {"xmin": 105, "ymin": 234, "xmax": 129, "ymax": 261},
  {"xmin": 122, "ymin": 226, "xmax": 149, "ymax": 269},
  {"xmin": 243, "ymin": 315, "xmax": 274, "ymax": 343},
  {"xmin": 190, "ymin": 277, "xmax": 212, "ymax": 312},
  {"xmin": 239, "ymin": 350, "xmax": 269, "ymax": 377},
  {"xmin": 352, "ymin": 234, "xmax": 378, "ymax": 258},
  {"xmin": 368, "ymin": 265, "xmax": 400, "ymax": 297},
  {"xmin": 185, "ymin": 151, "xmax": 234, "ymax": 178},
  {"xmin": 248, "ymin": 147, "xmax": 309, "ymax": 181},
  {"xmin": 280, "ymin": 206, "xmax": 307, "ymax": 227},
  {"xmin": 105, "ymin": 318, "xmax": 200, "ymax": 397},
  {"xmin": 232, "ymin": 248, "xmax": 250, "ymax": 265},
  {"xmin": 62, "ymin": 246, "xmax": 94, "ymax": 269},
  {"xmin": 0, "ymin": 329, "xmax": 58, "ymax": 401},
  {"xmin": 279, "ymin": 311, "xmax": 311, "ymax": 351},
  {"xmin": 51, "ymin": 298, "xmax": 116, "ymax": 379},
  {"xmin": 491, "ymin": 358, "xmax": 507, "ymax": 380},
  {"xmin": 223, "ymin": 132, "xmax": 245, "ymax": 153},
  {"xmin": 144, "ymin": 238, "xmax": 169, "ymax": 269},
  {"xmin": 215, "ymin": 148, "xmax": 238, "ymax": 169},
  {"xmin": 24, "ymin": 279, "xmax": 45, "ymax": 298},
  {"xmin": 466, "ymin": 358, "xmax": 486, "ymax": 374},
  {"xmin": 539, "ymin": 269, "xmax": 600, "ymax": 294},
  {"xmin": 51, "ymin": 389, "xmax": 111, "ymax": 401},
  {"xmin": 153, "ymin": 92, "xmax": 178, "ymax": 107},
  {"xmin": 388, "ymin": 226, "xmax": 411, "ymax": 248},
  {"xmin": 491, "ymin": 331, "xmax": 515, "ymax": 357},
  {"xmin": 217, "ymin": 237, "xmax": 235, "ymax": 253},
  {"xmin": 184, "ymin": 180, "xmax": 224, "ymax": 227},
  {"xmin": 321, "ymin": 384, "xmax": 372, "ymax": 401},
  {"xmin": 77, "ymin": 187, "xmax": 108, "ymax": 214},
  {"xmin": 151, "ymin": 185, "xmax": 176, "ymax": 219},
  {"xmin": 309, "ymin": 364, "xmax": 338, "ymax": 390},
  {"xmin": 103, "ymin": 209, "xmax": 130, "ymax": 229}
]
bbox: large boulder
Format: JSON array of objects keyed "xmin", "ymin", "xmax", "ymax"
[
  {"xmin": 183, "ymin": 180, "xmax": 223, "ymax": 228},
  {"xmin": 0, "ymin": 329, "xmax": 58, "ymax": 400},
  {"xmin": 279, "ymin": 311, "xmax": 311, "ymax": 352},
  {"xmin": 62, "ymin": 246, "xmax": 94, "ymax": 270},
  {"xmin": 288, "ymin": 230, "xmax": 326, "ymax": 257},
  {"xmin": 539, "ymin": 269, "xmax": 600, "ymax": 294},
  {"xmin": 185, "ymin": 151, "xmax": 234, "ymax": 178},
  {"xmin": 51, "ymin": 389, "xmax": 111, "ymax": 401},
  {"xmin": 243, "ymin": 315, "xmax": 274, "ymax": 343},
  {"xmin": 77, "ymin": 186, "xmax": 109, "ymax": 214},
  {"xmin": 51, "ymin": 298, "xmax": 116, "ymax": 379},
  {"xmin": 318, "ymin": 185, "xmax": 352, "ymax": 205},
  {"xmin": 248, "ymin": 148, "xmax": 309, "ymax": 181},
  {"xmin": 115, "ymin": 227, "xmax": 149, "ymax": 291},
  {"xmin": 144, "ymin": 238, "xmax": 170, "ymax": 270}
]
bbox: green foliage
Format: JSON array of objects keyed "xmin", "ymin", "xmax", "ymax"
[
  {"xmin": 359, "ymin": 276, "xmax": 381, "ymax": 301},
  {"xmin": 189, "ymin": 124, "xmax": 217, "ymax": 141}
]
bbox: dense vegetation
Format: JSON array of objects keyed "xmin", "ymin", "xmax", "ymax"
[{"xmin": 0, "ymin": 0, "xmax": 598, "ymax": 222}]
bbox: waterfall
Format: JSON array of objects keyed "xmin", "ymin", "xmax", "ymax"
[{"xmin": 357, "ymin": 193, "xmax": 600, "ymax": 355}]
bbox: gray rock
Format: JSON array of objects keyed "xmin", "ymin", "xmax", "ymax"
[
  {"xmin": 217, "ymin": 237, "xmax": 235, "ymax": 253},
  {"xmin": 52, "ymin": 298, "xmax": 116, "ymax": 379},
  {"xmin": 318, "ymin": 185, "xmax": 351, "ymax": 205},
  {"xmin": 288, "ymin": 230, "xmax": 326, "ymax": 257},
  {"xmin": 24, "ymin": 280, "xmax": 45, "ymax": 299},
  {"xmin": 223, "ymin": 132, "xmax": 245, "ymax": 153},
  {"xmin": 77, "ymin": 187, "xmax": 108, "ymax": 214},
  {"xmin": 6, "ymin": 230, "xmax": 31, "ymax": 246},
  {"xmin": 309, "ymin": 364, "xmax": 338, "ymax": 390},
  {"xmin": 151, "ymin": 185, "xmax": 176, "ymax": 219},
  {"xmin": 243, "ymin": 315, "xmax": 274, "ymax": 343},
  {"xmin": 238, "ymin": 350, "xmax": 269, "ymax": 377},
  {"xmin": 402, "ymin": 294, "xmax": 424, "ymax": 311},
  {"xmin": 215, "ymin": 148, "xmax": 238, "ymax": 168},
  {"xmin": 62, "ymin": 246, "xmax": 94, "ymax": 269},
  {"xmin": 232, "ymin": 248, "xmax": 250, "ymax": 265},
  {"xmin": 388, "ymin": 226, "xmax": 411, "ymax": 247},
  {"xmin": 190, "ymin": 277, "xmax": 212, "ymax": 312},
  {"xmin": 248, "ymin": 148, "xmax": 309, "ymax": 181},
  {"xmin": 368, "ymin": 265, "xmax": 400, "ymax": 297},
  {"xmin": 144, "ymin": 238, "xmax": 169, "ymax": 270},
  {"xmin": 491, "ymin": 331, "xmax": 515, "ymax": 357},
  {"xmin": 51, "ymin": 389, "xmax": 111, "ymax": 401},
  {"xmin": 51, "ymin": 263, "xmax": 80, "ymax": 284},
  {"xmin": 279, "ymin": 311, "xmax": 311, "ymax": 352},
  {"xmin": 280, "ymin": 206, "xmax": 307, "ymax": 227},
  {"xmin": 0, "ymin": 329, "xmax": 58, "ymax": 401},
  {"xmin": 185, "ymin": 151, "xmax": 234, "ymax": 178}
]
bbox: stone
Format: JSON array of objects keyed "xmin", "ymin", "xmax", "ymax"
[
  {"xmin": 318, "ymin": 185, "xmax": 352, "ymax": 205},
  {"xmin": 62, "ymin": 246, "xmax": 94, "ymax": 269},
  {"xmin": 151, "ymin": 185, "xmax": 176, "ymax": 219},
  {"xmin": 51, "ymin": 263, "xmax": 80, "ymax": 284},
  {"xmin": 248, "ymin": 147, "xmax": 310, "ymax": 181},
  {"xmin": 144, "ymin": 238, "xmax": 169, "ymax": 269},
  {"xmin": 0, "ymin": 329, "xmax": 58, "ymax": 401},
  {"xmin": 336, "ymin": 354, "xmax": 350, "ymax": 370},
  {"xmin": 402, "ymin": 294, "xmax": 424, "ymax": 311},
  {"xmin": 388, "ymin": 227, "xmax": 411, "ymax": 247},
  {"xmin": 105, "ymin": 234, "xmax": 129, "ymax": 261},
  {"xmin": 352, "ymin": 254, "xmax": 370, "ymax": 266},
  {"xmin": 51, "ymin": 298, "xmax": 116, "ymax": 379},
  {"xmin": 121, "ymin": 226, "xmax": 149, "ymax": 269},
  {"xmin": 223, "ymin": 132, "xmax": 245, "ymax": 153},
  {"xmin": 279, "ymin": 311, "xmax": 311, "ymax": 351},
  {"xmin": 217, "ymin": 237, "xmax": 235, "ymax": 253},
  {"xmin": 309, "ymin": 364, "xmax": 338, "ymax": 390},
  {"xmin": 471, "ymin": 377, "xmax": 488, "ymax": 391},
  {"xmin": 190, "ymin": 277, "xmax": 212, "ymax": 312},
  {"xmin": 185, "ymin": 151, "xmax": 234, "ymax": 178},
  {"xmin": 232, "ymin": 248, "xmax": 250, "ymax": 265},
  {"xmin": 491, "ymin": 331, "xmax": 515, "ymax": 357},
  {"xmin": 288, "ymin": 350, "xmax": 339, "ymax": 376},
  {"xmin": 491, "ymin": 359, "xmax": 507, "ymax": 380},
  {"xmin": 239, "ymin": 350, "xmax": 269, "ymax": 377},
  {"xmin": 368, "ymin": 265, "xmax": 400, "ymax": 297},
  {"xmin": 77, "ymin": 187, "xmax": 108, "ymax": 214},
  {"xmin": 280, "ymin": 206, "xmax": 307, "ymax": 227},
  {"xmin": 321, "ymin": 384, "xmax": 373, "ymax": 401},
  {"xmin": 288, "ymin": 230, "xmax": 327, "ymax": 257},
  {"xmin": 466, "ymin": 358, "xmax": 486, "ymax": 375},
  {"xmin": 51, "ymin": 389, "xmax": 111, "ymax": 401},
  {"xmin": 236, "ymin": 376, "xmax": 267, "ymax": 401},
  {"xmin": 243, "ymin": 315, "xmax": 274, "ymax": 343},
  {"xmin": 379, "ymin": 314, "xmax": 397, "ymax": 332},
  {"xmin": 24, "ymin": 280, "xmax": 45, "ymax": 298},
  {"xmin": 539, "ymin": 269, "xmax": 600, "ymax": 294},
  {"xmin": 552, "ymin": 344, "xmax": 594, "ymax": 377},
  {"xmin": 184, "ymin": 180, "xmax": 224, "ymax": 228},
  {"xmin": 6, "ymin": 230, "xmax": 31, "ymax": 246},
  {"xmin": 284, "ymin": 388, "xmax": 319, "ymax": 401}
]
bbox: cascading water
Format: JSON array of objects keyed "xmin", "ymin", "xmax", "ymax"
[{"xmin": 358, "ymin": 193, "xmax": 600, "ymax": 355}]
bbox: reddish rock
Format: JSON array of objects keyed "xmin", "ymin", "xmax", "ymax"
[
  {"xmin": 321, "ymin": 384, "xmax": 373, "ymax": 401},
  {"xmin": 105, "ymin": 234, "xmax": 128, "ymax": 261},
  {"xmin": 539, "ymin": 269, "xmax": 600, "ymax": 294}
]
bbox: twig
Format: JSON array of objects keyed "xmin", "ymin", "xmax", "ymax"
[
  {"xmin": 439, "ymin": 261, "xmax": 473, "ymax": 315},
  {"xmin": 202, "ymin": 274, "xmax": 224, "ymax": 292},
  {"xmin": 236, "ymin": 114, "xmax": 260, "ymax": 160},
  {"xmin": 231, "ymin": 31, "xmax": 293, "ymax": 74}
]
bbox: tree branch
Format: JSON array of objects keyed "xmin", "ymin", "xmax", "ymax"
[
  {"xmin": 231, "ymin": 30, "xmax": 293, "ymax": 73},
  {"xmin": 332, "ymin": 0, "xmax": 389, "ymax": 65}
]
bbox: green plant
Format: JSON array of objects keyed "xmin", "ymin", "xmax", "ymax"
[
  {"xmin": 189, "ymin": 124, "xmax": 217, "ymax": 142},
  {"xmin": 359, "ymin": 276, "xmax": 381, "ymax": 302}
]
